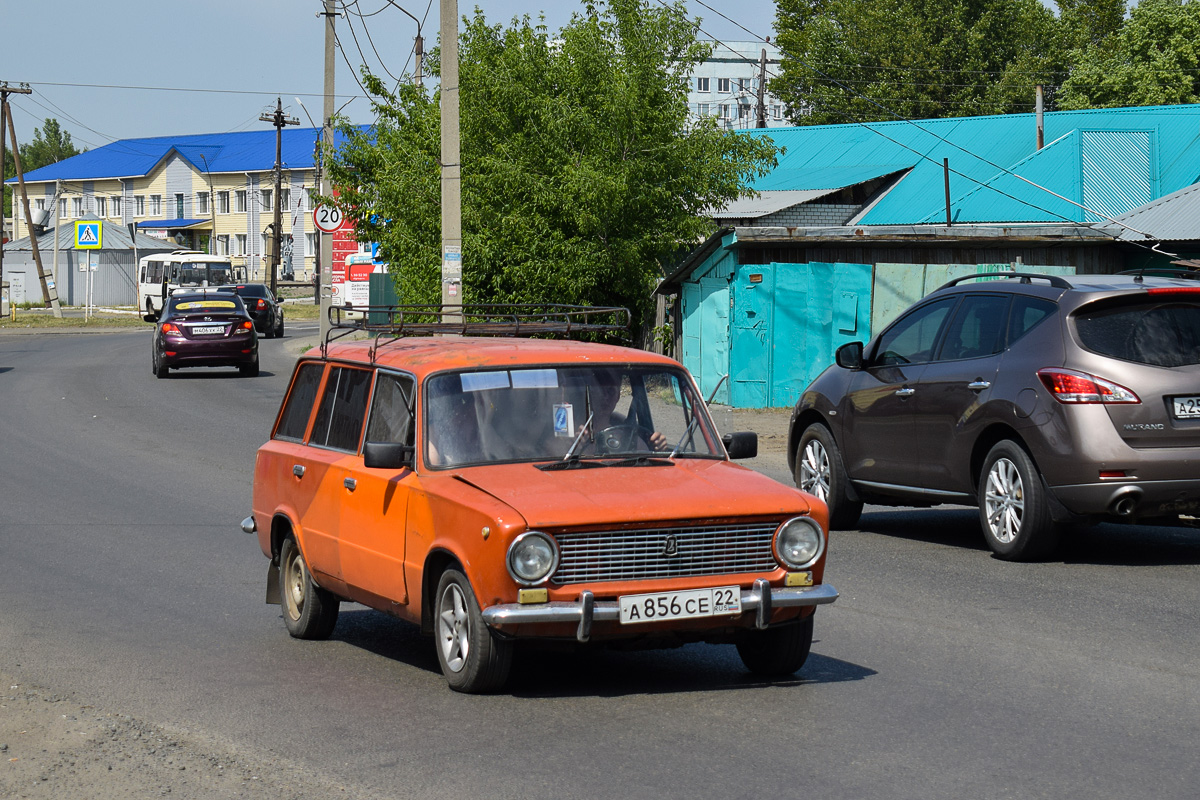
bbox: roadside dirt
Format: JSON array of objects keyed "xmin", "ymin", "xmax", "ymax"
[{"xmin": 0, "ymin": 670, "xmax": 374, "ymax": 799}]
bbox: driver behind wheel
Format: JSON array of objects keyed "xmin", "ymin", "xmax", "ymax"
[{"xmin": 587, "ymin": 368, "xmax": 667, "ymax": 453}]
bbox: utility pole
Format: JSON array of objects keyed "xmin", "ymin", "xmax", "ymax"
[
  {"xmin": 755, "ymin": 48, "xmax": 768, "ymax": 129},
  {"xmin": 260, "ymin": 98, "xmax": 298, "ymax": 295},
  {"xmin": 2, "ymin": 82, "xmax": 62, "ymax": 317},
  {"xmin": 319, "ymin": 0, "xmax": 336, "ymax": 342},
  {"xmin": 440, "ymin": 0, "xmax": 462, "ymax": 317}
]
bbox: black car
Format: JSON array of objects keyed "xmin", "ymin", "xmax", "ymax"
[
  {"xmin": 788, "ymin": 270, "xmax": 1200, "ymax": 561},
  {"xmin": 152, "ymin": 291, "xmax": 259, "ymax": 378},
  {"xmin": 217, "ymin": 284, "xmax": 284, "ymax": 338}
]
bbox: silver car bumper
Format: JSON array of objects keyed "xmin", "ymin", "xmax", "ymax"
[{"xmin": 481, "ymin": 580, "xmax": 838, "ymax": 643}]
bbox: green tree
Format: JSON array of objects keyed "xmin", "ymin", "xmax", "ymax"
[
  {"xmin": 1058, "ymin": 0, "xmax": 1200, "ymax": 109},
  {"xmin": 3, "ymin": 119, "xmax": 82, "ymax": 220},
  {"xmin": 325, "ymin": 0, "xmax": 778, "ymax": 332},
  {"xmin": 771, "ymin": 0, "xmax": 1063, "ymax": 125},
  {"xmin": 21, "ymin": 118, "xmax": 82, "ymax": 172}
]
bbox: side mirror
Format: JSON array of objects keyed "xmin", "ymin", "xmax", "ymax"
[
  {"xmin": 722, "ymin": 431, "xmax": 758, "ymax": 460},
  {"xmin": 143, "ymin": 312, "xmax": 158, "ymax": 323},
  {"xmin": 363, "ymin": 441, "xmax": 414, "ymax": 470},
  {"xmin": 835, "ymin": 341, "xmax": 864, "ymax": 370}
]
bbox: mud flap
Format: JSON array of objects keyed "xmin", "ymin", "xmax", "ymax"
[{"xmin": 265, "ymin": 559, "xmax": 281, "ymax": 605}]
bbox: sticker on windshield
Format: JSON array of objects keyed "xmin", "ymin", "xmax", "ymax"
[
  {"xmin": 175, "ymin": 300, "xmax": 237, "ymax": 311},
  {"xmin": 554, "ymin": 403, "xmax": 575, "ymax": 438},
  {"xmin": 512, "ymin": 369, "xmax": 559, "ymax": 389},
  {"xmin": 460, "ymin": 371, "xmax": 510, "ymax": 392}
]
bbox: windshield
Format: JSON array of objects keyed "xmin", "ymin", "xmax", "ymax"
[
  {"xmin": 175, "ymin": 262, "xmax": 235, "ymax": 287},
  {"xmin": 424, "ymin": 364, "xmax": 721, "ymax": 467}
]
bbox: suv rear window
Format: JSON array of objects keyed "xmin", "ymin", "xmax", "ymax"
[{"xmin": 1075, "ymin": 300, "xmax": 1200, "ymax": 367}]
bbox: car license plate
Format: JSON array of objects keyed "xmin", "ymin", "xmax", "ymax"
[
  {"xmin": 618, "ymin": 586, "xmax": 741, "ymax": 624},
  {"xmin": 1173, "ymin": 396, "xmax": 1200, "ymax": 418},
  {"xmin": 193, "ymin": 325, "xmax": 225, "ymax": 335}
]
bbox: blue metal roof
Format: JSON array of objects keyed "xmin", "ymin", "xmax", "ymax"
[
  {"xmin": 742, "ymin": 104, "xmax": 1200, "ymax": 225},
  {"xmin": 9, "ymin": 127, "xmax": 348, "ymax": 183},
  {"xmin": 136, "ymin": 218, "xmax": 209, "ymax": 229}
]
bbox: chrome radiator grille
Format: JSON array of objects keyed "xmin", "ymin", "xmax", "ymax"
[{"xmin": 552, "ymin": 522, "xmax": 779, "ymax": 585}]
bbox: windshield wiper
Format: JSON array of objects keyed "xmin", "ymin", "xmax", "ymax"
[{"xmin": 561, "ymin": 386, "xmax": 594, "ymax": 461}]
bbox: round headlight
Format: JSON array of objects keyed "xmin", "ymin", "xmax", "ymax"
[
  {"xmin": 507, "ymin": 531, "xmax": 559, "ymax": 585},
  {"xmin": 775, "ymin": 516, "xmax": 824, "ymax": 569}
]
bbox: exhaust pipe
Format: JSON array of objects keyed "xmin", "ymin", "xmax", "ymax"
[{"xmin": 1108, "ymin": 487, "xmax": 1142, "ymax": 518}]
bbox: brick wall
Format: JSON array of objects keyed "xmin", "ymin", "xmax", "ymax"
[{"xmin": 758, "ymin": 203, "xmax": 862, "ymax": 227}]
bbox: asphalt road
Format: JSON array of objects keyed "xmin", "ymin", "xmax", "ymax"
[{"xmin": 2, "ymin": 326, "xmax": 1198, "ymax": 799}]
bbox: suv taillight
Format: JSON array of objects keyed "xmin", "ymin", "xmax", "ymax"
[{"xmin": 1037, "ymin": 368, "xmax": 1140, "ymax": 404}]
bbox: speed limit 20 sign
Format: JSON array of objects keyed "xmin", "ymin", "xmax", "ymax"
[{"xmin": 312, "ymin": 203, "xmax": 347, "ymax": 233}]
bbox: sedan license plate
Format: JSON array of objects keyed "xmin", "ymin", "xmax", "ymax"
[
  {"xmin": 192, "ymin": 325, "xmax": 225, "ymax": 335},
  {"xmin": 1173, "ymin": 395, "xmax": 1200, "ymax": 418},
  {"xmin": 619, "ymin": 586, "xmax": 741, "ymax": 624}
]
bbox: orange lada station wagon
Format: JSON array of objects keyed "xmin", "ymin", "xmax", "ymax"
[{"xmin": 243, "ymin": 306, "xmax": 838, "ymax": 692}]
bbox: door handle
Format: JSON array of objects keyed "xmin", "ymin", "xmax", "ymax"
[
  {"xmin": 292, "ymin": 464, "xmax": 306, "ymax": 477},
  {"xmin": 343, "ymin": 477, "xmax": 357, "ymax": 491},
  {"xmin": 967, "ymin": 380, "xmax": 992, "ymax": 391},
  {"xmin": 894, "ymin": 387, "xmax": 915, "ymax": 397}
]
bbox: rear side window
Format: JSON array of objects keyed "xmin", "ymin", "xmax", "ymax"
[
  {"xmin": 1075, "ymin": 301, "xmax": 1200, "ymax": 367},
  {"xmin": 275, "ymin": 363, "xmax": 324, "ymax": 441},
  {"xmin": 938, "ymin": 294, "xmax": 1010, "ymax": 360},
  {"xmin": 311, "ymin": 367, "xmax": 373, "ymax": 451},
  {"xmin": 1008, "ymin": 296, "xmax": 1057, "ymax": 345}
]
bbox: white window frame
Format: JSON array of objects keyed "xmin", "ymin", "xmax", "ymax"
[
  {"xmin": 197, "ymin": 191, "xmax": 210, "ymax": 215},
  {"xmin": 261, "ymin": 189, "xmax": 273, "ymax": 212},
  {"xmin": 72, "ymin": 197, "xmax": 83, "ymax": 217},
  {"xmin": 60, "ymin": 198, "xmax": 68, "ymax": 218},
  {"xmin": 111, "ymin": 196, "xmax": 122, "ymax": 217},
  {"xmin": 235, "ymin": 233, "xmax": 248, "ymax": 255},
  {"xmin": 217, "ymin": 190, "xmax": 229, "ymax": 214},
  {"xmin": 174, "ymin": 193, "xmax": 185, "ymax": 218},
  {"xmin": 697, "ymin": 103, "xmax": 709, "ymax": 117},
  {"xmin": 135, "ymin": 195, "xmax": 145, "ymax": 216},
  {"xmin": 280, "ymin": 188, "xmax": 290, "ymax": 210},
  {"xmin": 718, "ymin": 78, "xmax": 731, "ymax": 94},
  {"xmin": 150, "ymin": 194, "xmax": 162, "ymax": 216},
  {"xmin": 696, "ymin": 77, "xmax": 710, "ymax": 93},
  {"xmin": 236, "ymin": 190, "xmax": 247, "ymax": 213},
  {"xmin": 306, "ymin": 232, "xmax": 317, "ymax": 254},
  {"xmin": 216, "ymin": 234, "xmax": 230, "ymax": 255}
]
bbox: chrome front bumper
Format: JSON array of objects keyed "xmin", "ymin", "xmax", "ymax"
[{"xmin": 481, "ymin": 580, "xmax": 838, "ymax": 643}]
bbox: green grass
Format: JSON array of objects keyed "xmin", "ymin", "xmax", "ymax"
[{"xmin": 0, "ymin": 310, "xmax": 148, "ymax": 329}]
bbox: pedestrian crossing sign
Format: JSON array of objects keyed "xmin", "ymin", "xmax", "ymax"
[{"xmin": 75, "ymin": 221, "xmax": 102, "ymax": 249}]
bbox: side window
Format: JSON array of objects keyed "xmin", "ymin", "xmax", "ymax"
[
  {"xmin": 275, "ymin": 363, "xmax": 324, "ymax": 441},
  {"xmin": 311, "ymin": 367, "xmax": 373, "ymax": 452},
  {"xmin": 1008, "ymin": 296, "xmax": 1057, "ymax": 345},
  {"xmin": 364, "ymin": 372, "xmax": 415, "ymax": 445},
  {"xmin": 937, "ymin": 294, "xmax": 1011, "ymax": 361},
  {"xmin": 873, "ymin": 297, "xmax": 958, "ymax": 366}
]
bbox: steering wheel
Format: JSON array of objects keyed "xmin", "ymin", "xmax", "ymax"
[{"xmin": 596, "ymin": 424, "xmax": 652, "ymax": 454}]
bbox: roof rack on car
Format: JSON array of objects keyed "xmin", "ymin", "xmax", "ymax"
[
  {"xmin": 1119, "ymin": 267, "xmax": 1200, "ymax": 282},
  {"xmin": 934, "ymin": 272, "xmax": 1074, "ymax": 292},
  {"xmin": 321, "ymin": 304, "xmax": 632, "ymax": 358}
]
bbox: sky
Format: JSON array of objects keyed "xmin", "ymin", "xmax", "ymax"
[{"xmin": 0, "ymin": 0, "xmax": 780, "ymax": 153}]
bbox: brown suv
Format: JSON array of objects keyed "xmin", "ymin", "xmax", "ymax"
[{"xmin": 788, "ymin": 271, "xmax": 1200, "ymax": 560}]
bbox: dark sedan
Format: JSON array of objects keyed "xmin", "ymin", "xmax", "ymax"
[
  {"xmin": 151, "ymin": 291, "xmax": 259, "ymax": 378},
  {"xmin": 217, "ymin": 284, "xmax": 284, "ymax": 338}
]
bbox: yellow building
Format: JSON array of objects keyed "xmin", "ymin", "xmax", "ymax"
[{"xmin": 7, "ymin": 127, "xmax": 326, "ymax": 281}]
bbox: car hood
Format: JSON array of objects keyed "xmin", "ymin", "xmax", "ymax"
[{"xmin": 451, "ymin": 458, "xmax": 814, "ymax": 529}]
